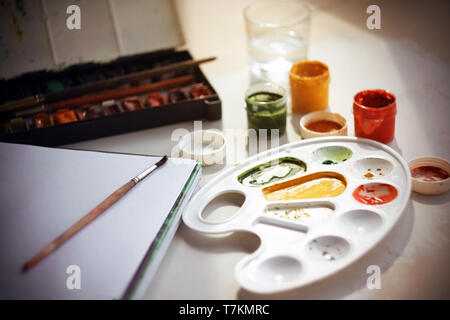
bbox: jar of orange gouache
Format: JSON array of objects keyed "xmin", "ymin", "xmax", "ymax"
[
  {"xmin": 289, "ymin": 61, "xmax": 330, "ymax": 113},
  {"xmin": 353, "ymin": 89, "xmax": 397, "ymax": 144}
]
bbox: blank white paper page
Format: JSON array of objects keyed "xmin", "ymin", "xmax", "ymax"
[{"xmin": 0, "ymin": 142, "xmax": 196, "ymax": 299}]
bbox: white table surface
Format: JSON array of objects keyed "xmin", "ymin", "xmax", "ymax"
[{"xmin": 67, "ymin": 0, "xmax": 450, "ymax": 299}]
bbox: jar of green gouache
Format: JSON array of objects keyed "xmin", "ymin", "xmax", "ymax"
[{"xmin": 245, "ymin": 83, "xmax": 287, "ymax": 136}]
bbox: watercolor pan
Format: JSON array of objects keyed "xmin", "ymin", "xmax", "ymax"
[
  {"xmin": 146, "ymin": 92, "xmax": 168, "ymax": 107},
  {"xmin": 190, "ymin": 83, "xmax": 212, "ymax": 99},
  {"xmin": 0, "ymin": 50, "xmax": 221, "ymax": 147},
  {"xmin": 121, "ymin": 96, "xmax": 144, "ymax": 112},
  {"xmin": 9, "ymin": 118, "xmax": 29, "ymax": 133},
  {"xmin": 75, "ymin": 104, "xmax": 100, "ymax": 120},
  {"xmin": 182, "ymin": 137, "xmax": 411, "ymax": 294},
  {"xmin": 101, "ymin": 100, "xmax": 124, "ymax": 116},
  {"xmin": 168, "ymin": 88, "xmax": 189, "ymax": 103},
  {"xmin": 54, "ymin": 109, "xmax": 78, "ymax": 124},
  {"xmin": 33, "ymin": 113, "xmax": 54, "ymax": 128}
]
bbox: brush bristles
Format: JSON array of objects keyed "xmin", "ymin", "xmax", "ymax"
[{"xmin": 155, "ymin": 155, "xmax": 168, "ymax": 167}]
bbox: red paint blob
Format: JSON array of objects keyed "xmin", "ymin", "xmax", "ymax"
[
  {"xmin": 305, "ymin": 120, "xmax": 342, "ymax": 133},
  {"xmin": 411, "ymin": 166, "xmax": 449, "ymax": 182},
  {"xmin": 353, "ymin": 183, "xmax": 398, "ymax": 205}
]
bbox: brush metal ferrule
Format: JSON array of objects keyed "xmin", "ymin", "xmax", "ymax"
[
  {"xmin": 132, "ymin": 156, "xmax": 168, "ymax": 184},
  {"xmin": 132, "ymin": 164, "xmax": 157, "ymax": 184}
]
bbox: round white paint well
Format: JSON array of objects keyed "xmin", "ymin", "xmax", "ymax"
[
  {"xmin": 201, "ymin": 192, "xmax": 245, "ymax": 223},
  {"xmin": 337, "ymin": 209, "xmax": 383, "ymax": 234},
  {"xmin": 255, "ymin": 255, "xmax": 302, "ymax": 286},
  {"xmin": 307, "ymin": 235, "xmax": 350, "ymax": 261},
  {"xmin": 312, "ymin": 146, "xmax": 353, "ymax": 165},
  {"xmin": 354, "ymin": 157, "xmax": 394, "ymax": 179}
]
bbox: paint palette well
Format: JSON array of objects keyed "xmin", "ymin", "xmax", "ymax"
[{"xmin": 182, "ymin": 137, "xmax": 411, "ymax": 293}]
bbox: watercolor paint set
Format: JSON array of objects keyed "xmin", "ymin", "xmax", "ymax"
[
  {"xmin": 0, "ymin": 50, "xmax": 221, "ymax": 146},
  {"xmin": 183, "ymin": 136, "xmax": 411, "ymax": 293}
]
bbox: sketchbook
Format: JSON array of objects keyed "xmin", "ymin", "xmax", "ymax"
[{"xmin": 0, "ymin": 142, "xmax": 200, "ymax": 299}]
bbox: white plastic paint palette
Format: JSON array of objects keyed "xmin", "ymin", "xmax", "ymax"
[{"xmin": 183, "ymin": 137, "xmax": 411, "ymax": 294}]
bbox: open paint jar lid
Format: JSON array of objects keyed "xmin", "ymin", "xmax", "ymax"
[
  {"xmin": 179, "ymin": 130, "xmax": 226, "ymax": 166},
  {"xmin": 299, "ymin": 111, "xmax": 347, "ymax": 139},
  {"xmin": 408, "ymin": 157, "xmax": 450, "ymax": 195}
]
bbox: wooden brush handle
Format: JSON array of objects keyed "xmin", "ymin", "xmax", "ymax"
[
  {"xmin": 0, "ymin": 95, "xmax": 43, "ymax": 113},
  {"xmin": 0, "ymin": 56, "xmax": 216, "ymax": 113},
  {"xmin": 51, "ymin": 75, "xmax": 193, "ymax": 109},
  {"xmin": 23, "ymin": 180, "xmax": 136, "ymax": 271}
]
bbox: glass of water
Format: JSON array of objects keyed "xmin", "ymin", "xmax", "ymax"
[{"xmin": 244, "ymin": 0, "xmax": 311, "ymax": 84}]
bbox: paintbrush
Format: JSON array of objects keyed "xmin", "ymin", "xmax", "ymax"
[
  {"xmin": 51, "ymin": 75, "xmax": 193, "ymax": 109},
  {"xmin": 22, "ymin": 155, "xmax": 169, "ymax": 272},
  {"xmin": 14, "ymin": 75, "xmax": 194, "ymax": 117},
  {"xmin": 1, "ymin": 56, "xmax": 216, "ymax": 113}
]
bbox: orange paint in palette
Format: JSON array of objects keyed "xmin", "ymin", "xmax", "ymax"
[
  {"xmin": 305, "ymin": 120, "xmax": 342, "ymax": 133},
  {"xmin": 364, "ymin": 172, "xmax": 375, "ymax": 179},
  {"xmin": 411, "ymin": 166, "xmax": 449, "ymax": 182},
  {"xmin": 263, "ymin": 171, "xmax": 347, "ymax": 201},
  {"xmin": 353, "ymin": 182, "xmax": 398, "ymax": 205}
]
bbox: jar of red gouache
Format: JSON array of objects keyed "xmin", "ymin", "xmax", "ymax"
[{"xmin": 353, "ymin": 89, "xmax": 397, "ymax": 143}]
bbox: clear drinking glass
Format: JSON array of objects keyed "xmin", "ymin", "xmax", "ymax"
[{"xmin": 244, "ymin": 0, "xmax": 311, "ymax": 84}]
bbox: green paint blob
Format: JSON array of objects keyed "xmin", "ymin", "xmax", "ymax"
[
  {"xmin": 313, "ymin": 146, "xmax": 353, "ymax": 165},
  {"xmin": 238, "ymin": 157, "xmax": 307, "ymax": 187}
]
